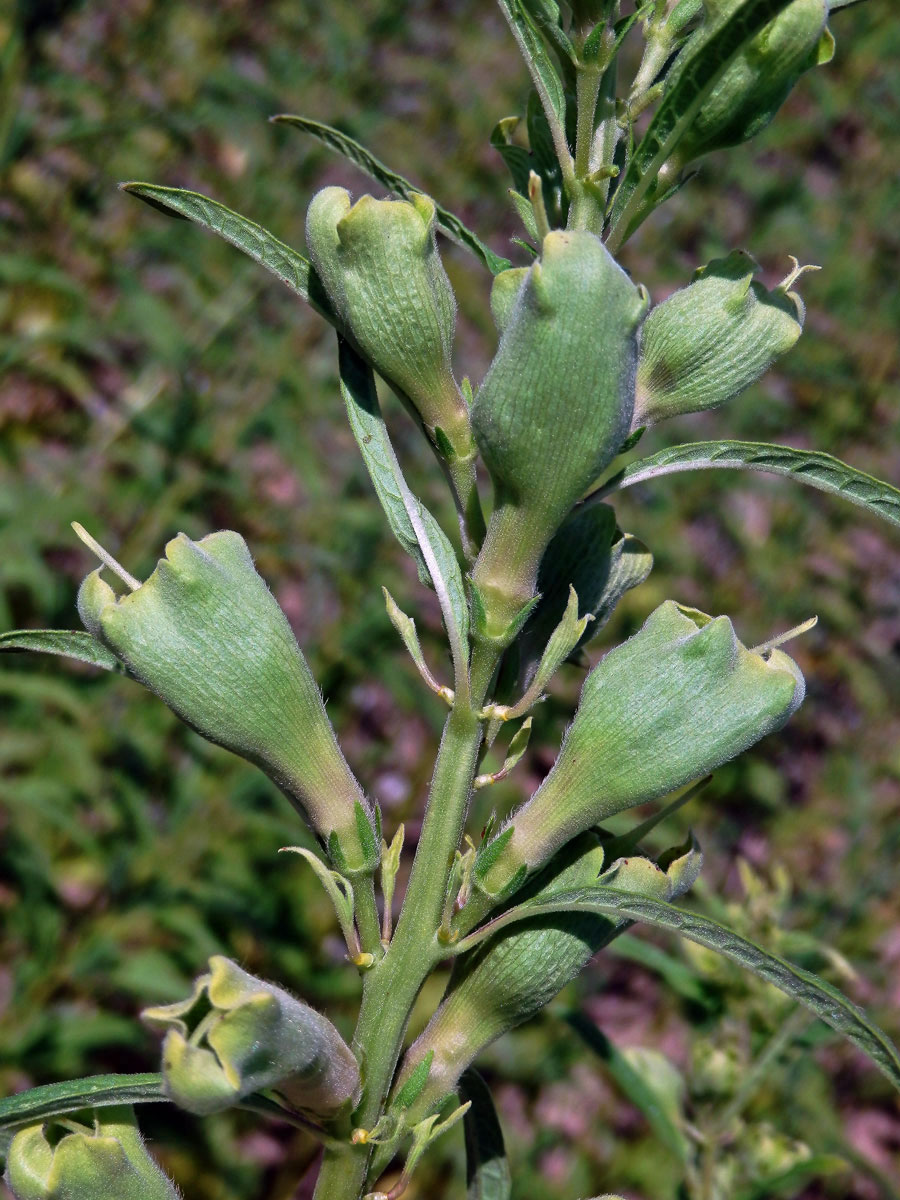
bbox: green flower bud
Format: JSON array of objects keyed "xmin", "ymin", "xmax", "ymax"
[
  {"xmin": 634, "ymin": 252, "xmax": 808, "ymax": 427},
  {"xmin": 143, "ymin": 955, "xmax": 360, "ymax": 1116},
  {"xmin": 489, "ymin": 266, "xmax": 529, "ymax": 336},
  {"xmin": 675, "ymin": 0, "xmax": 833, "ymax": 166},
  {"xmin": 77, "ymin": 530, "xmax": 376, "ymax": 870},
  {"xmin": 470, "ymin": 230, "xmax": 647, "ymax": 636},
  {"xmin": 305, "ymin": 186, "xmax": 471, "ymax": 454},
  {"xmin": 5, "ymin": 1108, "xmax": 179, "ymax": 1200},
  {"xmin": 397, "ymin": 835, "xmax": 700, "ymax": 1120},
  {"xmin": 482, "ymin": 601, "xmax": 804, "ymax": 894}
]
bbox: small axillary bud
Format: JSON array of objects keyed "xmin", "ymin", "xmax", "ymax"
[
  {"xmin": 4, "ymin": 1107, "xmax": 180, "ymax": 1200},
  {"xmin": 634, "ymin": 251, "xmax": 814, "ymax": 428},
  {"xmin": 142, "ymin": 955, "xmax": 360, "ymax": 1117},
  {"xmin": 74, "ymin": 526, "xmax": 377, "ymax": 873},
  {"xmin": 470, "ymin": 230, "xmax": 647, "ymax": 639},
  {"xmin": 671, "ymin": 0, "xmax": 833, "ymax": 170},
  {"xmin": 479, "ymin": 600, "xmax": 805, "ymax": 896},
  {"xmin": 305, "ymin": 186, "xmax": 471, "ymax": 456}
]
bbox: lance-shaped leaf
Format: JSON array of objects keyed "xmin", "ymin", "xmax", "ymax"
[
  {"xmin": 0, "ymin": 629, "xmax": 118, "ymax": 671},
  {"xmin": 272, "ymin": 115, "xmax": 510, "ymax": 275},
  {"xmin": 497, "ymin": 0, "xmax": 570, "ymax": 173},
  {"xmin": 0, "ymin": 1077, "xmax": 165, "ymax": 1135},
  {"xmin": 459, "ymin": 1071, "xmax": 512, "ymax": 1200},
  {"xmin": 497, "ymin": 587, "xmax": 591, "ymax": 720},
  {"xmin": 490, "ymin": 117, "xmax": 532, "ymax": 197},
  {"xmin": 397, "ymin": 836, "xmax": 700, "ymax": 1124},
  {"xmin": 119, "ymin": 183, "xmax": 332, "ymax": 318},
  {"xmin": 599, "ymin": 440, "xmax": 900, "ymax": 528},
  {"xmin": 513, "ymin": 503, "xmax": 652, "ymax": 691},
  {"xmin": 339, "ymin": 340, "xmax": 470, "ymax": 690},
  {"xmin": 470, "ymin": 230, "xmax": 646, "ymax": 639},
  {"xmin": 143, "ymin": 956, "xmax": 360, "ymax": 1117},
  {"xmin": 5, "ymin": 1107, "xmax": 178, "ymax": 1200},
  {"xmin": 383, "ymin": 588, "xmax": 452, "ymax": 701},
  {"xmin": 454, "ymin": 888, "xmax": 900, "ymax": 1094},
  {"xmin": 634, "ymin": 252, "xmax": 808, "ymax": 427},
  {"xmin": 478, "ymin": 601, "xmax": 804, "ymax": 895},
  {"xmin": 566, "ymin": 1016, "xmax": 690, "ymax": 1163},
  {"xmin": 607, "ymin": 0, "xmax": 797, "ymax": 250},
  {"xmin": 76, "ymin": 527, "xmax": 377, "ymax": 871},
  {"xmin": 474, "ymin": 717, "xmax": 532, "ymax": 789}
]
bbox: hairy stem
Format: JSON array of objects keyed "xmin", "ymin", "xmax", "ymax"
[{"xmin": 312, "ymin": 678, "xmax": 496, "ymax": 1199}]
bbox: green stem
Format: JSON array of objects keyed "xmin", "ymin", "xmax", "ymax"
[
  {"xmin": 312, "ymin": 688, "xmax": 496, "ymax": 1199},
  {"xmin": 569, "ymin": 62, "xmax": 605, "ymax": 233},
  {"xmin": 574, "ymin": 62, "xmax": 603, "ymax": 179},
  {"xmin": 448, "ymin": 452, "xmax": 486, "ymax": 563},
  {"xmin": 352, "ymin": 877, "xmax": 383, "ymax": 961}
]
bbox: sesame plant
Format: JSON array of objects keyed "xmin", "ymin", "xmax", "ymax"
[{"xmin": 0, "ymin": 0, "xmax": 895, "ymax": 1198}]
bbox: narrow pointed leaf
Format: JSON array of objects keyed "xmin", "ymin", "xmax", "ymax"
[
  {"xmin": 599, "ymin": 440, "xmax": 900, "ymax": 528},
  {"xmin": 0, "ymin": 1075, "xmax": 165, "ymax": 1132},
  {"xmin": 455, "ymin": 888, "xmax": 900, "ymax": 1092},
  {"xmin": 828, "ymin": 0, "xmax": 869, "ymax": 9},
  {"xmin": 734, "ymin": 1155, "xmax": 850, "ymax": 1200},
  {"xmin": 120, "ymin": 182, "xmax": 335, "ymax": 320},
  {"xmin": 566, "ymin": 1014, "xmax": 689, "ymax": 1164},
  {"xmin": 0, "ymin": 629, "xmax": 118, "ymax": 670},
  {"xmin": 272, "ymin": 115, "xmax": 510, "ymax": 275},
  {"xmin": 607, "ymin": 0, "xmax": 796, "ymax": 249},
  {"xmin": 497, "ymin": 1, "xmax": 568, "ymax": 156},
  {"xmin": 491, "ymin": 118, "xmax": 532, "ymax": 195},
  {"xmin": 338, "ymin": 339, "xmax": 469, "ymax": 684},
  {"xmin": 459, "ymin": 1070, "xmax": 512, "ymax": 1200},
  {"xmin": 383, "ymin": 588, "xmax": 447, "ymax": 697},
  {"xmin": 506, "ymin": 587, "xmax": 589, "ymax": 718}
]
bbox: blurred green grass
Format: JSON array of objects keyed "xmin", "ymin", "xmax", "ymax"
[{"xmin": 1, "ymin": 2, "xmax": 898, "ymax": 1197}]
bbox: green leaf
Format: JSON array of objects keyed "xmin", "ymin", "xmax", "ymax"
[
  {"xmin": 566, "ymin": 1014, "xmax": 689, "ymax": 1164},
  {"xmin": 459, "ymin": 888, "xmax": 900, "ymax": 1092},
  {"xmin": 599, "ymin": 440, "xmax": 900, "ymax": 528},
  {"xmin": 490, "ymin": 117, "xmax": 532, "ymax": 196},
  {"xmin": 497, "ymin": 0, "xmax": 569, "ymax": 161},
  {"xmin": 607, "ymin": 0, "xmax": 796, "ymax": 249},
  {"xmin": 503, "ymin": 586, "xmax": 590, "ymax": 718},
  {"xmin": 0, "ymin": 629, "xmax": 118, "ymax": 671},
  {"xmin": 459, "ymin": 1070, "xmax": 512, "ymax": 1200},
  {"xmin": 734, "ymin": 1155, "xmax": 850, "ymax": 1200},
  {"xmin": 0, "ymin": 1075, "xmax": 165, "ymax": 1133},
  {"xmin": 338, "ymin": 340, "xmax": 470, "ymax": 684},
  {"xmin": 119, "ymin": 182, "xmax": 335, "ymax": 322},
  {"xmin": 394, "ymin": 1050, "xmax": 435, "ymax": 1111},
  {"xmin": 383, "ymin": 588, "xmax": 449, "ymax": 699},
  {"xmin": 828, "ymin": 0, "xmax": 869, "ymax": 10},
  {"xmin": 271, "ymin": 116, "xmax": 510, "ymax": 275},
  {"xmin": 607, "ymin": 932, "xmax": 713, "ymax": 1007}
]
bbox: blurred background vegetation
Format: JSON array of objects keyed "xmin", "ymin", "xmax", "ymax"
[{"xmin": 0, "ymin": 1, "xmax": 898, "ymax": 1197}]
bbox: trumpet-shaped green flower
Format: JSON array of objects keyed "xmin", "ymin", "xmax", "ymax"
[
  {"xmin": 470, "ymin": 229, "xmax": 647, "ymax": 637},
  {"xmin": 396, "ymin": 835, "xmax": 701, "ymax": 1121},
  {"xmin": 481, "ymin": 601, "xmax": 804, "ymax": 895},
  {"xmin": 634, "ymin": 252, "xmax": 808, "ymax": 427},
  {"xmin": 142, "ymin": 955, "xmax": 360, "ymax": 1116},
  {"xmin": 305, "ymin": 186, "xmax": 471, "ymax": 457},
  {"xmin": 77, "ymin": 529, "xmax": 377, "ymax": 871},
  {"xmin": 4, "ymin": 1108, "xmax": 179, "ymax": 1200}
]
